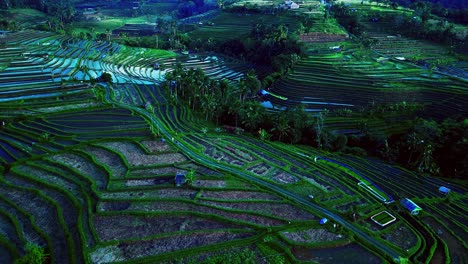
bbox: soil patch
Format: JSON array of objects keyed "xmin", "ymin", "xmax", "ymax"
[
  {"xmin": 246, "ymin": 163, "xmax": 273, "ymax": 177},
  {"xmin": 292, "ymin": 243, "xmax": 382, "ymax": 263},
  {"xmin": 421, "ymin": 216, "xmax": 468, "ymax": 264},
  {"xmin": 140, "ymin": 140, "xmax": 173, "ymax": 153},
  {"xmin": 299, "ymin": 32, "xmax": 348, "ymax": 43},
  {"xmin": 282, "ymin": 228, "xmax": 346, "ymax": 244},
  {"xmin": 91, "ymin": 231, "xmax": 253, "ymax": 262},
  {"xmin": 50, "ymin": 152, "xmax": 108, "ymax": 190},
  {"xmin": 200, "ymin": 201, "xmax": 316, "ymax": 221},
  {"xmin": 84, "ymin": 145, "xmax": 127, "ymax": 179},
  {"xmin": 98, "ymin": 200, "xmax": 285, "ymax": 227},
  {"xmin": 99, "ymin": 141, "xmax": 187, "ymax": 167},
  {"xmin": 222, "ymin": 145, "xmax": 256, "ymax": 162},
  {"xmin": 204, "ymin": 146, "xmax": 244, "ymax": 166},
  {"xmin": 380, "ymin": 222, "xmax": 417, "ymax": 251},
  {"xmin": 93, "ymin": 214, "xmax": 247, "ymax": 241},
  {"xmin": 193, "ymin": 180, "xmax": 226, "ymax": 188},
  {"xmin": 200, "ymin": 190, "xmax": 280, "ymax": 201},
  {"xmin": 100, "ymin": 189, "xmax": 197, "ymax": 200},
  {"xmin": 129, "ymin": 167, "xmax": 183, "ymax": 177},
  {"xmin": 270, "ymin": 171, "xmax": 299, "ymax": 185}
]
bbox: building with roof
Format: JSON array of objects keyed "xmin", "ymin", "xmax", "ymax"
[
  {"xmin": 400, "ymin": 198, "xmax": 422, "ymax": 215},
  {"xmin": 439, "ymin": 186, "xmax": 451, "ymax": 195},
  {"xmin": 175, "ymin": 173, "xmax": 186, "ymax": 187},
  {"xmin": 319, "ymin": 218, "xmax": 328, "ymax": 225}
]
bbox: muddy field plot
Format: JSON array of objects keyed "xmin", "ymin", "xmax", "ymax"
[
  {"xmin": 93, "ymin": 214, "xmax": 247, "ymax": 241},
  {"xmin": 292, "ymin": 243, "xmax": 382, "ymax": 264},
  {"xmin": 204, "ymin": 147, "xmax": 245, "ymax": 166},
  {"xmin": 282, "ymin": 228, "xmax": 346, "ymax": 244},
  {"xmin": 100, "ymin": 189, "xmax": 197, "ymax": 199},
  {"xmin": 50, "ymin": 153, "xmax": 108, "ymax": 190},
  {"xmin": 129, "ymin": 167, "xmax": 183, "ymax": 177},
  {"xmin": 13, "ymin": 164, "xmax": 82, "ymax": 196},
  {"xmin": 380, "ymin": 222, "xmax": 417, "ymax": 251},
  {"xmin": 90, "ymin": 231, "xmax": 253, "ymax": 263},
  {"xmin": 222, "ymin": 145, "xmax": 256, "ymax": 162},
  {"xmin": 335, "ymin": 199, "xmax": 368, "ymax": 212},
  {"xmin": 98, "ymin": 141, "xmax": 187, "ymax": 167},
  {"xmin": 199, "ymin": 190, "xmax": 280, "ymax": 201},
  {"xmin": 83, "ymin": 146, "xmax": 127, "ymax": 179},
  {"xmin": 246, "ymin": 163, "xmax": 274, "ymax": 177},
  {"xmin": 199, "ymin": 201, "xmax": 317, "ymax": 221},
  {"xmin": 421, "ymin": 216, "xmax": 468, "ymax": 263},
  {"xmin": 140, "ymin": 140, "xmax": 174, "ymax": 153},
  {"xmin": 0, "ymin": 185, "xmax": 71, "ymax": 262},
  {"xmin": 270, "ymin": 170, "xmax": 300, "ymax": 185},
  {"xmin": 98, "ymin": 200, "xmax": 285, "ymax": 227},
  {"xmin": 193, "ymin": 180, "xmax": 227, "ymax": 188}
]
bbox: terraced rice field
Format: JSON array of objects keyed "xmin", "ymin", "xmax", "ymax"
[
  {"xmin": 187, "ymin": 12, "xmax": 303, "ymax": 41},
  {"xmin": 0, "ymin": 30, "xmax": 466, "ymax": 263},
  {"xmin": 266, "ymin": 41, "xmax": 467, "ymax": 134}
]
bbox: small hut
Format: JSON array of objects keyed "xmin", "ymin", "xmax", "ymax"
[
  {"xmin": 174, "ymin": 173, "xmax": 186, "ymax": 187},
  {"xmin": 439, "ymin": 186, "xmax": 450, "ymax": 195},
  {"xmin": 319, "ymin": 218, "xmax": 328, "ymax": 225},
  {"xmin": 401, "ymin": 198, "xmax": 422, "ymax": 215}
]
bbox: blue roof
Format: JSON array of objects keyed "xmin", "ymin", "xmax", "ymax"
[
  {"xmin": 319, "ymin": 218, "xmax": 328, "ymax": 225},
  {"xmin": 175, "ymin": 173, "xmax": 185, "ymax": 184},
  {"xmin": 439, "ymin": 186, "xmax": 450, "ymax": 194},
  {"xmin": 401, "ymin": 198, "xmax": 421, "ymax": 213}
]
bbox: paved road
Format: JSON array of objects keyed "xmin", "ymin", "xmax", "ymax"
[{"xmin": 114, "ymin": 100, "xmax": 402, "ymax": 262}]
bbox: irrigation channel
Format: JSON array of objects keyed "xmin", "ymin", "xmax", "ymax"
[{"xmin": 109, "ymin": 98, "xmax": 403, "ymax": 263}]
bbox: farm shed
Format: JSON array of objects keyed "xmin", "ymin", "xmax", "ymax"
[
  {"xmin": 174, "ymin": 173, "xmax": 186, "ymax": 187},
  {"xmin": 439, "ymin": 186, "xmax": 450, "ymax": 195},
  {"xmin": 400, "ymin": 198, "xmax": 422, "ymax": 215}
]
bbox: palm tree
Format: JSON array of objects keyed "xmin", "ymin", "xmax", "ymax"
[
  {"xmin": 244, "ymin": 70, "xmax": 262, "ymax": 97},
  {"xmin": 201, "ymin": 93, "xmax": 216, "ymax": 121},
  {"xmin": 80, "ymin": 65, "xmax": 89, "ymax": 81},
  {"xmin": 240, "ymin": 101, "xmax": 265, "ymax": 131},
  {"xmin": 271, "ymin": 112, "xmax": 291, "ymax": 141},
  {"xmin": 258, "ymin": 128, "xmax": 270, "ymax": 141},
  {"xmin": 238, "ymin": 79, "xmax": 248, "ymax": 103},
  {"xmin": 185, "ymin": 170, "xmax": 196, "ymax": 186},
  {"xmin": 292, "ymin": 105, "xmax": 308, "ymax": 130},
  {"xmin": 92, "ymin": 85, "xmax": 106, "ymax": 102},
  {"xmin": 228, "ymin": 98, "xmax": 242, "ymax": 127},
  {"xmin": 314, "ymin": 110, "xmax": 328, "ymax": 148}
]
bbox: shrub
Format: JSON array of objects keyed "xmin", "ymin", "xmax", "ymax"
[
  {"xmin": 342, "ymin": 146, "xmax": 367, "ymax": 157},
  {"xmin": 14, "ymin": 243, "xmax": 48, "ymax": 264}
]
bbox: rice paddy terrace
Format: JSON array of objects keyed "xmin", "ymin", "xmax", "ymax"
[
  {"xmin": 263, "ymin": 3, "xmax": 468, "ymax": 135},
  {"xmin": 0, "ymin": 30, "xmax": 467, "ymax": 263},
  {"xmin": 267, "ymin": 42, "xmax": 467, "ymax": 114}
]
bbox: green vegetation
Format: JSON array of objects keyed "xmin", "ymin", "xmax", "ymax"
[
  {"xmin": 0, "ymin": 0, "xmax": 466, "ymax": 263},
  {"xmin": 14, "ymin": 243, "xmax": 48, "ymax": 264}
]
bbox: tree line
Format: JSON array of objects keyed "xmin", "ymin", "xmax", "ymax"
[
  {"xmin": 162, "ymin": 64, "xmax": 466, "ymax": 180},
  {"xmin": 329, "ymin": 1, "xmax": 466, "ymax": 49},
  {"xmin": 0, "ymin": 0, "xmax": 75, "ymax": 23}
]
